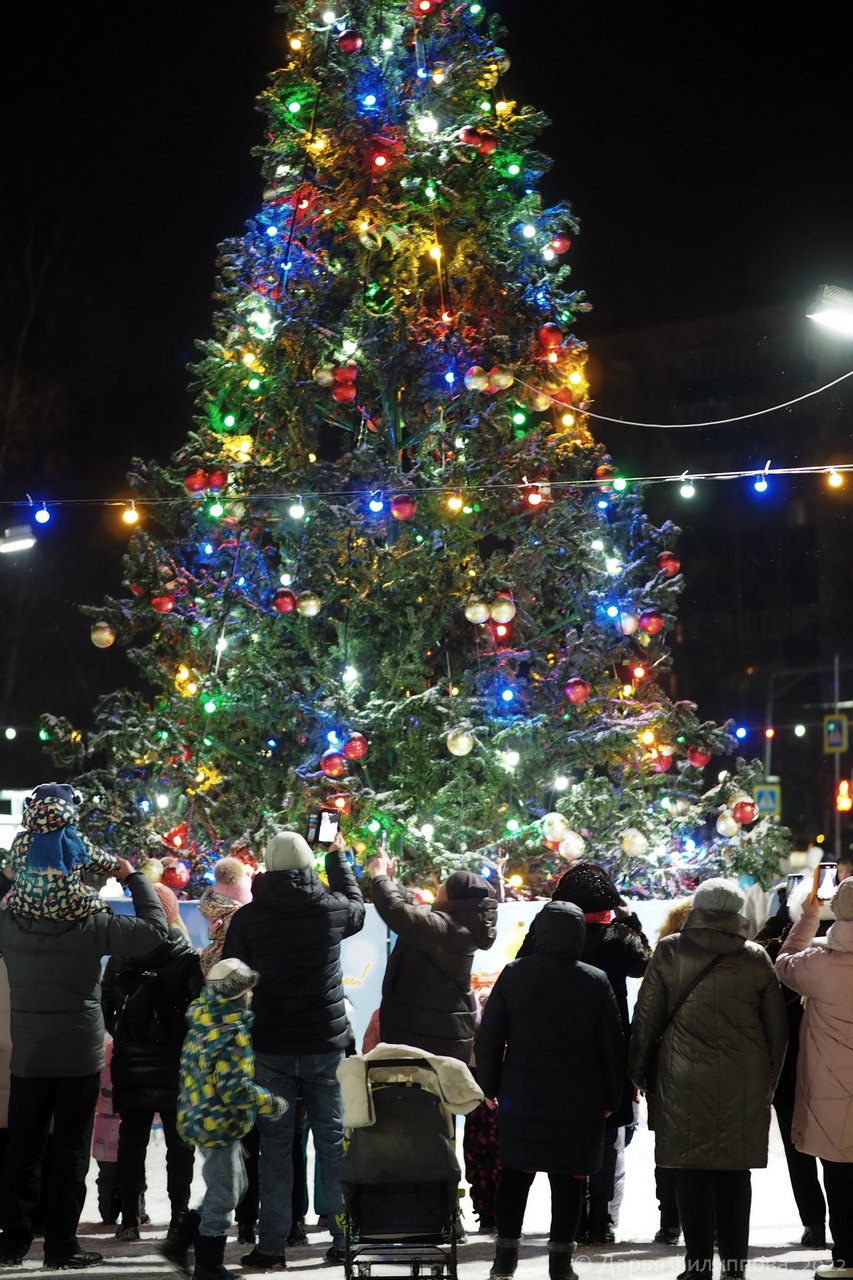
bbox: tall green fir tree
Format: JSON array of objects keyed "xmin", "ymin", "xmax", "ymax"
[{"xmin": 44, "ymin": 0, "xmax": 790, "ymax": 899}]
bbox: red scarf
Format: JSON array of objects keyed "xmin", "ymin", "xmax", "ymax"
[{"xmin": 583, "ymin": 909, "xmax": 613, "ymax": 924}]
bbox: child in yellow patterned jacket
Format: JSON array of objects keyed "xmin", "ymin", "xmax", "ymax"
[
  {"xmin": 6, "ymin": 784, "xmax": 121, "ymax": 922},
  {"xmin": 175, "ymin": 959, "xmax": 287, "ymax": 1280}
]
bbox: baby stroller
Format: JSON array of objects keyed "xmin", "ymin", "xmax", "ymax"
[{"xmin": 337, "ymin": 1046, "xmax": 483, "ymax": 1280}]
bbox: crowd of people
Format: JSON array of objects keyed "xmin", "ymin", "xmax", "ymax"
[{"xmin": 0, "ymin": 781, "xmax": 852, "ymax": 1280}]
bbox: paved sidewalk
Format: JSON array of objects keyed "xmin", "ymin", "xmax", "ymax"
[{"xmin": 0, "ymin": 1123, "xmax": 830, "ymax": 1278}]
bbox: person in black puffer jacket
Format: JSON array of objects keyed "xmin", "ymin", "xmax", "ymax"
[
  {"xmin": 476, "ymin": 901, "xmax": 625, "ymax": 1280},
  {"xmin": 102, "ymin": 883, "xmax": 203, "ymax": 1243},
  {"xmin": 517, "ymin": 862, "xmax": 651, "ymax": 1242},
  {"xmin": 366, "ymin": 855, "xmax": 498, "ymax": 1063},
  {"xmin": 221, "ymin": 829, "xmax": 364, "ymax": 1269}
]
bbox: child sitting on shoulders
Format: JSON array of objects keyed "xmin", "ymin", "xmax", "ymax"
[
  {"xmin": 6, "ymin": 783, "xmax": 121, "ymax": 922},
  {"xmin": 198, "ymin": 857, "xmax": 253, "ymax": 975}
]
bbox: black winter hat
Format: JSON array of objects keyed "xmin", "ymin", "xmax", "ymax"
[
  {"xmin": 27, "ymin": 782, "xmax": 81, "ymax": 807},
  {"xmin": 552, "ymin": 863, "xmax": 623, "ymax": 912}
]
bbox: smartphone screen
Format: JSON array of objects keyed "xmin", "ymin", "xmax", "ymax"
[
  {"xmin": 817, "ymin": 863, "xmax": 838, "ymax": 901},
  {"xmin": 786, "ymin": 873, "xmax": 804, "ymax": 895},
  {"xmin": 305, "ymin": 812, "xmax": 320, "ymax": 845},
  {"xmin": 318, "ymin": 809, "xmax": 339, "ymax": 845}
]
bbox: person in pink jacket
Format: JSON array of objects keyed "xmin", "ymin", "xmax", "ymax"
[{"xmin": 776, "ymin": 870, "xmax": 853, "ymax": 1280}]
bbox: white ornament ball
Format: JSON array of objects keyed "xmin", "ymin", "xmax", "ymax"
[
  {"xmin": 141, "ymin": 858, "xmax": 164, "ymax": 883},
  {"xmin": 446, "ymin": 729, "xmax": 474, "ymax": 757},
  {"xmin": 558, "ymin": 830, "xmax": 586, "ymax": 860},
  {"xmin": 618, "ymin": 612, "xmax": 639, "ymax": 636},
  {"xmin": 621, "ymin": 827, "xmax": 648, "ymax": 857},
  {"xmin": 464, "ymin": 365, "xmax": 489, "ymax": 391},
  {"xmin": 716, "ymin": 812, "xmax": 740, "ymax": 839},
  {"xmin": 542, "ymin": 811, "xmax": 570, "ymax": 843},
  {"xmin": 489, "ymin": 594, "xmax": 517, "ymax": 624},
  {"xmin": 464, "ymin": 597, "xmax": 491, "ymax": 624}
]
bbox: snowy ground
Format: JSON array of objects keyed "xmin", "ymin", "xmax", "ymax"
[{"xmin": 1, "ymin": 1115, "xmax": 830, "ymax": 1278}]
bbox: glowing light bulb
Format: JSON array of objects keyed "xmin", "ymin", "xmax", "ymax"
[
  {"xmin": 122, "ymin": 504, "xmax": 138, "ymax": 524},
  {"xmin": 561, "ymin": 412, "xmax": 574, "ymax": 426},
  {"xmin": 507, "ymin": 874, "xmax": 523, "ymax": 888},
  {"xmin": 280, "ymin": 572, "xmax": 292, "ymax": 586},
  {"xmin": 223, "ymin": 414, "xmax": 236, "ymax": 427},
  {"xmin": 363, "ymin": 94, "xmax": 377, "ymax": 107},
  {"xmin": 606, "ymin": 605, "xmax": 619, "ymax": 618},
  {"xmin": 507, "ymin": 163, "xmax": 521, "ymax": 176},
  {"xmin": 322, "ymin": 9, "xmax": 336, "ymax": 22},
  {"xmin": 591, "ymin": 539, "xmax": 604, "ymax": 550},
  {"xmin": 156, "ymin": 794, "xmax": 169, "ymax": 809},
  {"xmin": 632, "ymin": 665, "xmax": 646, "ymax": 680},
  {"xmin": 266, "ymin": 225, "xmax": 278, "ymax": 237},
  {"xmin": 547, "ymin": 351, "xmax": 558, "ymax": 364},
  {"xmin": 527, "ymin": 490, "xmax": 542, "ymax": 507},
  {"xmin": 287, "ymin": 101, "xmax": 301, "ymax": 114},
  {"xmin": 429, "ymin": 245, "xmax": 442, "ymax": 259},
  {"xmin": 289, "ymin": 500, "xmax": 305, "ymax": 519},
  {"xmin": 613, "ymin": 477, "xmax": 627, "ymax": 491},
  {"xmin": 369, "ymin": 496, "xmax": 384, "ymax": 513},
  {"xmin": 204, "ymin": 700, "xmax": 217, "ymax": 713},
  {"xmin": 795, "ymin": 723, "xmax": 806, "ymax": 737},
  {"xmin": 829, "ymin": 469, "xmax": 843, "ymax": 487},
  {"xmin": 495, "ymin": 100, "xmax": 508, "ymax": 113},
  {"xmin": 209, "ymin": 501, "xmax": 224, "ymax": 517},
  {"xmin": 374, "ymin": 154, "xmax": 388, "ymax": 168},
  {"xmin": 290, "ymin": 36, "xmax": 302, "ymax": 49},
  {"xmin": 186, "ymin": 682, "xmax": 197, "ymax": 694},
  {"xmin": 501, "ymin": 689, "xmax": 514, "ymax": 702},
  {"xmin": 177, "ymin": 667, "xmax": 189, "ymax": 682},
  {"xmin": 765, "ymin": 727, "xmax": 775, "ymax": 739},
  {"xmin": 420, "ymin": 823, "xmax": 434, "ymax": 839},
  {"xmin": 368, "ymin": 819, "xmax": 381, "ymax": 833},
  {"xmin": 754, "ymin": 476, "xmax": 768, "ymax": 492},
  {"xmin": 522, "ymin": 224, "xmax": 536, "ymax": 239},
  {"xmin": 568, "ymin": 371, "xmax": 582, "ymax": 385},
  {"xmin": 448, "ymin": 494, "xmax": 463, "ymax": 510},
  {"xmin": 606, "ymin": 558, "xmax": 621, "ymax": 575},
  {"xmin": 735, "ymin": 726, "xmax": 747, "ymax": 739},
  {"xmin": 343, "ymin": 665, "xmax": 359, "ymax": 686},
  {"xmin": 542, "ymin": 247, "xmax": 556, "ymax": 261},
  {"xmin": 248, "ymin": 378, "xmax": 261, "ymax": 390},
  {"xmin": 432, "ymin": 70, "xmax": 445, "ymax": 84},
  {"xmin": 641, "ymin": 731, "xmax": 655, "ymax": 745},
  {"xmin": 216, "ymin": 637, "xmax": 228, "ymax": 652},
  {"xmin": 381, "ymin": 36, "xmax": 392, "ymax": 50},
  {"xmin": 505, "ymin": 750, "xmax": 520, "ymax": 766},
  {"xmin": 680, "ymin": 482, "xmax": 695, "ymax": 498},
  {"xmin": 444, "ymin": 371, "xmax": 455, "ymax": 384},
  {"xmin": 622, "ymin": 684, "xmax": 633, "ymax": 696}
]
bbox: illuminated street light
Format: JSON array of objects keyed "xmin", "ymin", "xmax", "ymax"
[
  {"xmin": 807, "ymin": 283, "xmax": 853, "ymax": 337},
  {"xmin": 0, "ymin": 525, "xmax": 36, "ymax": 554}
]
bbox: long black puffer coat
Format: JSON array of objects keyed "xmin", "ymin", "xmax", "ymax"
[
  {"xmin": 475, "ymin": 901, "xmax": 625, "ymax": 1174},
  {"xmin": 371, "ymin": 876, "xmax": 497, "ymax": 1062},
  {"xmin": 222, "ymin": 846, "xmax": 365, "ymax": 1055},
  {"xmin": 628, "ymin": 907, "xmax": 788, "ymax": 1169},
  {"xmin": 103, "ymin": 925, "xmax": 203, "ymax": 1113}
]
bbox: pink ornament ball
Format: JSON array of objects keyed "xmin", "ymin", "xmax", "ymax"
[{"xmin": 336, "ymin": 29, "xmax": 363, "ymax": 53}]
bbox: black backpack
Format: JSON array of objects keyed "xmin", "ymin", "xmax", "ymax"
[{"xmin": 112, "ymin": 967, "xmax": 178, "ymax": 1046}]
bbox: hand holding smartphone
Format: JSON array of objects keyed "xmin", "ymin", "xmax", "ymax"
[
  {"xmin": 305, "ymin": 808, "xmax": 340, "ymax": 847},
  {"xmin": 816, "ymin": 862, "xmax": 838, "ymax": 902}
]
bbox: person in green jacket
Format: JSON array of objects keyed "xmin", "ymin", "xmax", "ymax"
[{"xmin": 175, "ymin": 959, "xmax": 287, "ymax": 1280}]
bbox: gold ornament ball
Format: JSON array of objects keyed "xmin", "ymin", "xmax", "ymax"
[
  {"xmin": 489, "ymin": 366, "xmax": 515, "ymax": 390},
  {"xmin": 464, "ymin": 365, "xmax": 489, "ymax": 391},
  {"xmin": 312, "ymin": 364, "xmax": 336, "ymax": 387},
  {"xmin": 490, "ymin": 595, "xmax": 517, "ymax": 624},
  {"xmin": 447, "ymin": 729, "xmax": 474, "ymax": 757},
  {"xmin": 140, "ymin": 858, "xmax": 164, "ymax": 883},
  {"xmin": 716, "ymin": 812, "xmax": 740, "ymax": 839},
  {"xmin": 91, "ymin": 621, "xmax": 115, "ymax": 649},
  {"xmin": 542, "ymin": 811, "xmax": 570, "ymax": 843},
  {"xmin": 621, "ymin": 827, "xmax": 648, "ymax": 857},
  {"xmin": 559, "ymin": 831, "xmax": 586, "ymax": 860},
  {"xmin": 464, "ymin": 597, "xmax": 491, "ymax": 624},
  {"xmin": 296, "ymin": 590, "xmax": 322, "ymax": 617}
]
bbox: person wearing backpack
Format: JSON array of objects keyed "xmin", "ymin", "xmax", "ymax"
[{"xmin": 102, "ymin": 882, "xmax": 203, "ymax": 1245}]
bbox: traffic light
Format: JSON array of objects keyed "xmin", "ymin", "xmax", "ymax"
[{"xmin": 837, "ymin": 780, "xmax": 852, "ymax": 813}]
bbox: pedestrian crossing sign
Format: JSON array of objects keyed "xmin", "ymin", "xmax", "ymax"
[
  {"xmin": 754, "ymin": 785, "xmax": 781, "ymax": 817},
  {"xmin": 824, "ymin": 715, "xmax": 848, "ymax": 754}
]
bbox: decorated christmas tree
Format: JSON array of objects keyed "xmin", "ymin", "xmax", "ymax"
[{"xmin": 43, "ymin": 0, "xmax": 789, "ymax": 898}]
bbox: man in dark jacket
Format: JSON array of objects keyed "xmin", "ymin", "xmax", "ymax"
[
  {"xmin": 222, "ymin": 829, "xmax": 364, "ymax": 1270},
  {"xmin": 0, "ymin": 858, "xmax": 169, "ymax": 1270},
  {"xmin": 366, "ymin": 857, "xmax": 497, "ymax": 1063},
  {"xmin": 476, "ymin": 901, "xmax": 625, "ymax": 1280}
]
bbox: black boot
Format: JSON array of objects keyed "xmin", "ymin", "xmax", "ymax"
[
  {"xmin": 160, "ymin": 1209, "xmax": 200, "ymax": 1276},
  {"xmin": 654, "ymin": 1215, "xmax": 681, "ymax": 1246},
  {"xmin": 490, "ymin": 1236, "xmax": 521, "ymax": 1279},
  {"xmin": 548, "ymin": 1241, "xmax": 578, "ymax": 1280},
  {"xmin": 586, "ymin": 1198, "xmax": 615, "ymax": 1244},
  {"xmin": 192, "ymin": 1233, "xmax": 241, "ymax": 1280}
]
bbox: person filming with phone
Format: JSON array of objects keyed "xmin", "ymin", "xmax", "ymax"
[
  {"xmin": 775, "ymin": 862, "xmax": 853, "ymax": 1278},
  {"xmin": 221, "ymin": 822, "xmax": 364, "ymax": 1270}
]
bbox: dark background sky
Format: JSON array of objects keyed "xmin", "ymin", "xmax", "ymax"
[{"xmin": 2, "ymin": 1, "xmax": 853, "ymax": 805}]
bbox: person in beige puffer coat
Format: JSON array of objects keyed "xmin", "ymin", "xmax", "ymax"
[{"xmin": 775, "ymin": 872, "xmax": 853, "ymax": 1278}]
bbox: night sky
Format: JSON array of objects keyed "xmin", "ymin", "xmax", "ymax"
[{"xmin": 2, "ymin": 1, "xmax": 853, "ymax": 795}]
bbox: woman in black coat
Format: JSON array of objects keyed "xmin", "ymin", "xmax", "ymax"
[
  {"xmin": 102, "ymin": 889, "xmax": 203, "ymax": 1241},
  {"xmin": 476, "ymin": 901, "xmax": 625, "ymax": 1280}
]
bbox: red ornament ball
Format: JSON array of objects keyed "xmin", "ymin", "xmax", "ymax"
[
  {"xmin": 657, "ymin": 551, "xmax": 681, "ymax": 578},
  {"xmin": 538, "ymin": 322, "xmax": 564, "ymax": 349},
  {"xmin": 271, "ymin": 587, "xmax": 297, "ymax": 614},
  {"xmin": 161, "ymin": 859, "xmax": 191, "ymax": 891},
  {"xmin": 336, "ymin": 28, "xmax": 363, "ymax": 53},
  {"xmin": 653, "ymin": 753, "xmax": 673, "ymax": 773},
  {"xmin": 183, "ymin": 467, "xmax": 208, "ymax": 494},
  {"xmin": 732, "ymin": 799, "xmax": 758, "ymax": 825},
  {"xmin": 687, "ymin": 747, "xmax": 712, "ymax": 768},
  {"xmin": 458, "ymin": 126, "xmax": 482, "ymax": 148},
  {"xmin": 334, "ymin": 361, "xmax": 359, "ymax": 383},
  {"xmin": 595, "ymin": 464, "xmax": 614, "ymax": 491},
  {"xmin": 320, "ymin": 749, "xmax": 347, "ymax": 778},
  {"xmin": 564, "ymin": 677, "xmax": 590, "ymax": 705},
  {"xmin": 343, "ymin": 732, "xmax": 368, "ymax": 760},
  {"xmin": 550, "ymin": 233, "xmax": 572, "ymax": 254},
  {"xmin": 206, "ymin": 468, "xmax": 228, "ymax": 492},
  {"xmin": 390, "ymin": 494, "xmax": 417, "ymax": 520},
  {"xmin": 331, "ymin": 382, "xmax": 357, "ymax": 404},
  {"xmin": 639, "ymin": 609, "xmax": 665, "ymax": 635},
  {"xmin": 151, "ymin": 594, "xmax": 175, "ymax": 614},
  {"xmin": 129, "ymin": 583, "xmax": 143, "ymax": 596},
  {"xmin": 474, "ymin": 130, "xmax": 497, "ymax": 155}
]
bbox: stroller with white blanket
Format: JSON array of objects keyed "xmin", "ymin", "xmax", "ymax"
[{"xmin": 336, "ymin": 1045, "xmax": 484, "ymax": 1280}]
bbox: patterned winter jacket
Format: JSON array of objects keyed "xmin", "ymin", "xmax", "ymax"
[
  {"xmin": 197, "ymin": 888, "xmax": 244, "ymax": 976},
  {"xmin": 177, "ymin": 991, "xmax": 278, "ymax": 1148},
  {"xmin": 7, "ymin": 795, "xmax": 121, "ymax": 922}
]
